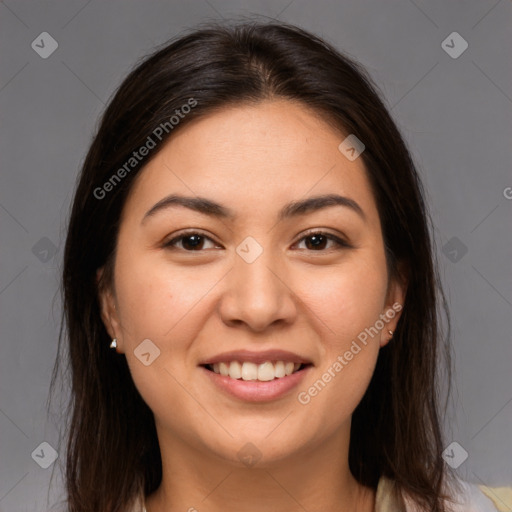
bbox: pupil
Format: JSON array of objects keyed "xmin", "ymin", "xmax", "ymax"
[
  {"xmin": 184, "ymin": 235, "xmax": 202, "ymax": 249},
  {"xmin": 307, "ymin": 234, "xmax": 326, "ymax": 250}
]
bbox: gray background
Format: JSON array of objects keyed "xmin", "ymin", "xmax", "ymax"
[{"xmin": 1, "ymin": 0, "xmax": 511, "ymax": 510}]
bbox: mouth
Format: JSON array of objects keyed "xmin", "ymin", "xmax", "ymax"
[
  {"xmin": 201, "ymin": 361, "xmax": 313, "ymax": 382},
  {"xmin": 199, "ymin": 354, "xmax": 314, "ymax": 402}
]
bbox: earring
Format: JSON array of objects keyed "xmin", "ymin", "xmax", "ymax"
[
  {"xmin": 110, "ymin": 338, "xmax": 117, "ymax": 349},
  {"xmin": 388, "ymin": 330, "xmax": 394, "ymax": 338}
]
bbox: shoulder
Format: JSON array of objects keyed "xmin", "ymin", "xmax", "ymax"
[
  {"xmin": 478, "ymin": 484, "xmax": 512, "ymax": 512},
  {"xmin": 124, "ymin": 489, "xmax": 145, "ymax": 512},
  {"xmin": 375, "ymin": 475, "xmax": 512, "ymax": 512}
]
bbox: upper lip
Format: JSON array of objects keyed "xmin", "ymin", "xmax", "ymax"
[{"xmin": 199, "ymin": 349, "xmax": 313, "ymax": 366}]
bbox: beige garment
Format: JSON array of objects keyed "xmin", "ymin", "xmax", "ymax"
[
  {"xmin": 375, "ymin": 476, "xmax": 512, "ymax": 512},
  {"xmin": 128, "ymin": 476, "xmax": 512, "ymax": 511}
]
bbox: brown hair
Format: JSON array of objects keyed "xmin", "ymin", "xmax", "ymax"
[{"xmin": 49, "ymin": 19, "xmax": 460, "ymax": 511}]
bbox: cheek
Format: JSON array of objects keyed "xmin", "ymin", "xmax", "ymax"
[
  {"xmin": 113, "ymin": 255, "xmax": 213, "ymax": 431},
  {"xmin": 114, "ymin": 251, "xmax": 211, "ymax": 342},
  {"xmin": 296, "ymin": 258, "xmax": 388, "ymax": 347},
  {"xmin": 293, "ymin": 255, "xmax": 388, "ymax": 420}
]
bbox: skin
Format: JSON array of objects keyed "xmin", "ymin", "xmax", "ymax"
[{"xmin": 98, "ymin": 99, "xmax": 406, "ymax": 512}]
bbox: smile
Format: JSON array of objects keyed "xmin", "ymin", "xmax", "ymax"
[{"xmin": 200, "ymin": 361, "xmax": 313, "ymax": 402}]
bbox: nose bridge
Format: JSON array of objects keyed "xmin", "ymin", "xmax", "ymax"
[
  {"xmin": 220, "ymin": 237, "xmax": 296, "ymax": 330},
  {"xmin": 236, "ymin": 243, "xmax": 280, "ymax": 295}
]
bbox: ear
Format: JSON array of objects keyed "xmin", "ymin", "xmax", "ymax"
[
  {"xmin": 379, "ymin": 263, "xmax": 408, "ymax": 348},
  {"xmin": 96, "ymin": 267, "xmax": 124, "ymax": 353}
]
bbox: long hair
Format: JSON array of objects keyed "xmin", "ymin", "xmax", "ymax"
[{"xmin": 49, "ymin": 19, "xmax": 459, "ymax": 511}]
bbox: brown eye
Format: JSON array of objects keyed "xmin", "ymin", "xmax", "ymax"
[
  {"xmin": 295, "ymin": 231, "xmax": 350, "ymax": 251},
  {"xmin": 164, "ymin": 232, "xmax": 218, "ymax": 251}
]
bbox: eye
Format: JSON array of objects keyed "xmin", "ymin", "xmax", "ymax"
[
  {"xmin": 294, "ymin": 231, "xmax": 350, "ymax": 251},
  {"xmin": 163, "ymin": 229, "xmax": 350, "ymax": 252},
  {"xmin": 163, "ymin": 231, "xmax": 220, "ymax": 251}
]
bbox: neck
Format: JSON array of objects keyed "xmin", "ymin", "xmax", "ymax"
[{"xmin": 145, "ymin": 425, "xmax": 375, "ymax": 512}]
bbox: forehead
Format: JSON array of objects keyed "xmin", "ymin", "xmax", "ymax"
[{"xmin": 122, "ymin": 99, "xmax": 380, "ymax": 227}]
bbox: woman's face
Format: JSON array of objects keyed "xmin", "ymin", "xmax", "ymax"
[{"xmin": 99, "ymin": 99, "xmax": 405, "ymax": 466}]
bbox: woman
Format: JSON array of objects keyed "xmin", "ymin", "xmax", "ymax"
[{"xmin": 49, "ymin": 20, "xmax": 510, "ymax": 512}]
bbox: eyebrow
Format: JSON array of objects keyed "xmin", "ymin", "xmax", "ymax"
[{"xmin": 142, "ymin": 193, "xmax": 366, "ymax": 224}]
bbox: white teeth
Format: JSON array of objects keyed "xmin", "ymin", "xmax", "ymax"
[
  {"xmin": 257, "ymin": 362, "xmax": 275, "ymax": 381},
  {"xmin": 209, "ymin": 360, "xmax": 305, "ymax": 381},
  {"xmin": 229, "ymin": 361, "xmax": 242, "ymax": 379},
  {"xmin": 274, "ymin": 361, "xmax": 285, "ymax": 378},
  {"xmin": 241, "ymin": 362, "xmax": 258, "ymax": 381},
  {"xmin": 219, "ymin": 362, "xmax": 229, "ymax": 376}
]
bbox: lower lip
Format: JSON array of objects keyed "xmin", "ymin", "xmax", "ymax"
[{"xmin": 200, "ymin": 365, "xmax": 312, "ymax": 402}]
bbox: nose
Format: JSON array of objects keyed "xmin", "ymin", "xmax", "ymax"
[{"xmin": 218, "ymin": 246, "xmax": 298, "ymax": 333}]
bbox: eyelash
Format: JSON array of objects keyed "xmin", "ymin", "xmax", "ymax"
[{"xmin": 163, "ymin": 229, "xmax": 351, "ymax": 252}]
